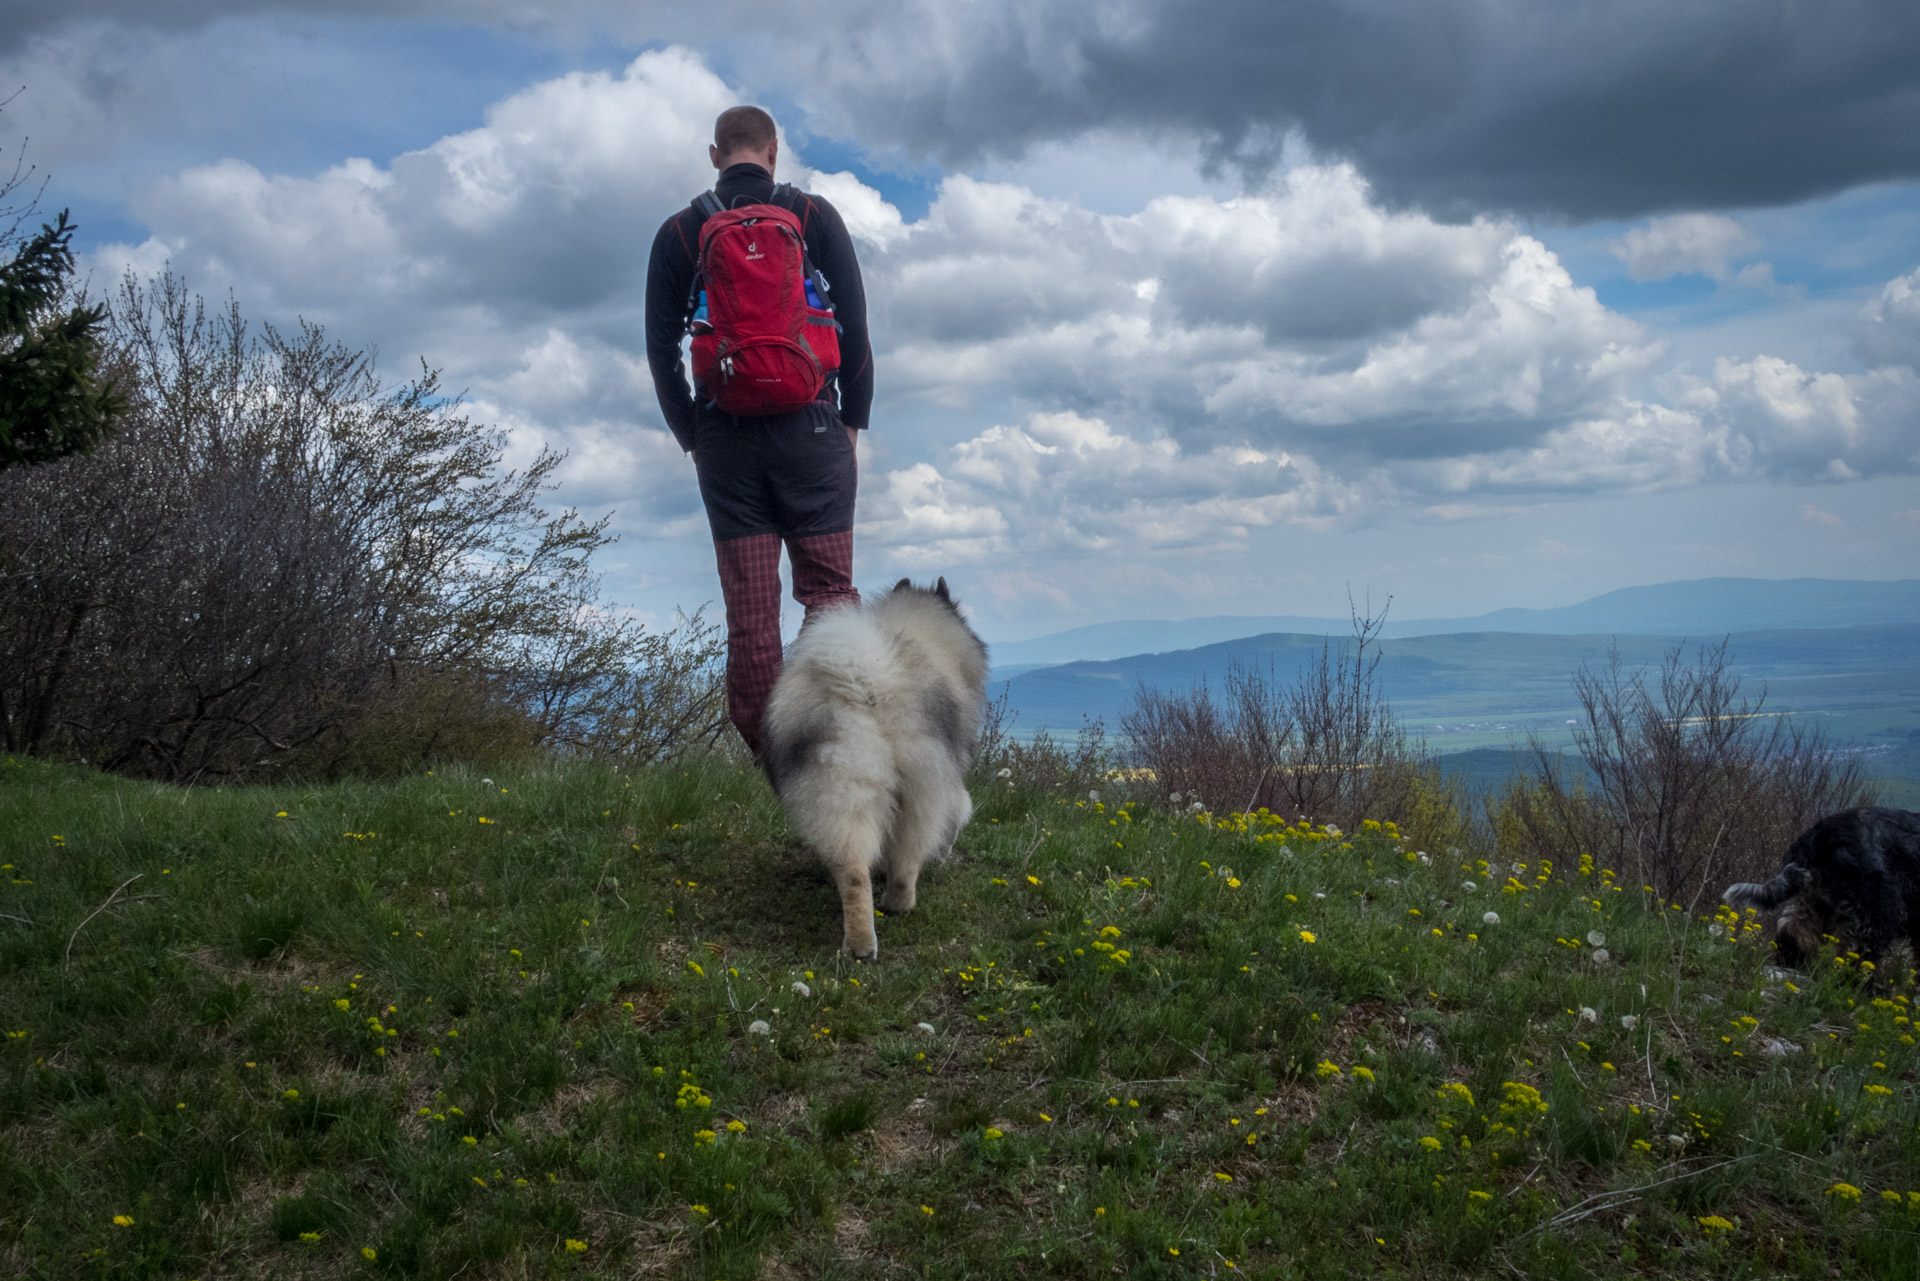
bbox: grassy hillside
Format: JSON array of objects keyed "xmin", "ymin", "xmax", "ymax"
[{"xmin": 3, "ymin": 755, "xmax": 1917, "ymax": 1279}]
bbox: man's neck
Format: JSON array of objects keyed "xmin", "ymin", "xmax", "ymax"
[{"xmin": 715, "ymin": 163, "xmax": 776, "ymax": 205}]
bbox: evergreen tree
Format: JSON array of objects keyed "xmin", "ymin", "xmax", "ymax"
[{"xmin": 0, "ymin": 209, "xmax": 122, "ymax": 470}]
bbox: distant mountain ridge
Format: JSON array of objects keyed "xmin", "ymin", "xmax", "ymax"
[
  {"xmin": 996, "ymin": 622, "xmax": 1920, "ymax": 751},
  {"xmin": 986, "ymin": 578, "xmax": 1920, "ymax": 670}
]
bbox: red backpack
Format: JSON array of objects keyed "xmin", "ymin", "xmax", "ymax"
[{"xmin": 687, "ymin": 186, "xmax": 842, "ymax": 416}]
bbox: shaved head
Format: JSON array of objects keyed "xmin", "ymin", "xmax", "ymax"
[{"xmin": 714, "ymin": 105, "xmax": 777, "ymax": 157}]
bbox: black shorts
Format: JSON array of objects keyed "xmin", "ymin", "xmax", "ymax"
[{"xmin": 691, "ymin": 401, "xmax": 857, "ymax": 543}]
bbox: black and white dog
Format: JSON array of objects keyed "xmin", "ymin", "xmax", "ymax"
[{"xmin": 1722, "ymin": 806, "xmax": 1920, "ymax": 970}]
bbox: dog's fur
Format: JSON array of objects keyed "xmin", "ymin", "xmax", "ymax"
[
  {"xmin": 761, "ymin": 577, "xmax": 988, "ymax": 958},
  {"xmin": 1721, "ymin": 806, "xmax": 1920, "ymax": 970}
]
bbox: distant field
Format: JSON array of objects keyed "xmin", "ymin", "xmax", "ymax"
[{"xmin": 995, "ymin": 624, "xmax": 1920, "ymax": 798}]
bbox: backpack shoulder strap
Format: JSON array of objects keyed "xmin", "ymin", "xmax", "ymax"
[{"xmin": 691, "ymin": 190, "xmax": 725, "ymax": 221}]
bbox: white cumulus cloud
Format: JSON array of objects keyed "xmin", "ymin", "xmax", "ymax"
[
  {"xmin": 74, "ymin": 45, "xmax": 1920, "ymax": 619},
  {"xmin": 1612, "ymin": 213, "xmax": 1762, "ymax": 282}
]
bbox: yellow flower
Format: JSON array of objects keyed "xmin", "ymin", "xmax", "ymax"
[
  {"xmin": 1418, "ymin": 1136, "xmax": 1442, "ymax": 1151},
  {"xmin": 1697, "ymin": 1215, "xmax": 1733, "ymax": 1233},
  {"xmin": 983, "ymin": 1127, "xmax": 1005, "ymax": 1140},
  {"xmin": 1828, "ymin": 1182, "xmax": 1863, "ymax": 1202},
  {"xmin": 564, "ymin": 1238, "xmax": 588, "ymax": 1253},
  {"xmin": 726, "ymin": 1119, "xmax": 747, "ymax": 1132},
  {"xmin": 299, "ymin": 1231, "xmax": 322, "ymax": 1243},
  {"xmin": 1214, "ymin": 1172, "xmax": 1233, "ymax": 1182},
  {"xmin": 689, "ymin": 1204, "xmax": 709, "ymax": 1216},
  {"xmin": 362, "ymin": 1247, "xmax": 378, "ymax": 1261},
  {"xmin": 112, "ymin": 1215, "xmax": 135, "ymax": 1227},
  {"xmin": 1316, "ymin": 1060, "xmax": 1342, "ymax": 1078},
  {"xmin": 1351, "ymin": 1066, "xmax": 1376, "ymax": 1083},
  {"xmin": 1298, "ymin": 929, "xmax": 1317, "ymax": 944}
]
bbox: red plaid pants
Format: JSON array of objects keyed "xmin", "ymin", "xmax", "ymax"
[{"xmin": 714, "ymin": 530, "xmax": 859, "ymax": 751}]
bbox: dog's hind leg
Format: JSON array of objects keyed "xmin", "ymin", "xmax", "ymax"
[
  {"xmin": 807, "ymin": 792, "xmax": 887, "ymax": 959},
  {"xmin": 881, "ymin": 774, "xmax": 970, "ymax": 914},
  {"xmin": 832, "ymin": 858, "xmax": 881, "ymax": 960}
]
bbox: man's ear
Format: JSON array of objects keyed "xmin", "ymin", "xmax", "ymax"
[
  {"xmin": 709, "ymin": 143, "xmax": 723, "ymax": 170},
  {"xmin": 765, "ymin": 137, "xmax": 779, "ymax": 172}
]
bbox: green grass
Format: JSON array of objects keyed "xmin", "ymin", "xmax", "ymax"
[{"xmin": 2, "ymin": 753, "xmax": 1918, "ymax": 1279}]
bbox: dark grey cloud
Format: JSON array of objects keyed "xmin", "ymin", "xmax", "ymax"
[
  {"xmin": 794, "ymin": 0, "xmax": 1920, "ymax": 221},
  {"xmin": 18, "ymin": 0, "xmax": 1920, "ymax": 221}
]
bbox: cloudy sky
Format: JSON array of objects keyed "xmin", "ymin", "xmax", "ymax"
[{"xmin": 10, "ymin": 1, "xmax": 1920, "ymax": 641}]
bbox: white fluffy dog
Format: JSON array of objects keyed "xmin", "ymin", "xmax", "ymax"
[{"xmin": 761, "ymin": 577, "xmax": 988, "ymax": 958}]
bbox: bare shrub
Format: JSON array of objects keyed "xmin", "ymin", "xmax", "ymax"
[
  {"xmin": 1494, "ymin": 639, "xmax": 1876, "ymax": 902},
  {"xmin": 1123, "ymin": 661, "xmax": 1285, "ymax": 813},
  {"xmin": 974, "ymin": 687, "xmax": 1113, "ymax": 797},
  {"xmin": 1119, "ymin": 603, "xmax": 1453, "ymax": 834},
  {"xmin": 0, "ymin": 272, "xmax": 724, "ymax": 780}
]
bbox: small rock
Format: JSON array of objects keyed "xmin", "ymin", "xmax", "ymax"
[{"xmin": 1760, "ymin": 1036, "xmax": 1801, "ymax": 1056}]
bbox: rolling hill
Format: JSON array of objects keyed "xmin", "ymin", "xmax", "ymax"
[{"xmin": 985, "ymin": 577, "xmax": 1920, "ymax": 670}]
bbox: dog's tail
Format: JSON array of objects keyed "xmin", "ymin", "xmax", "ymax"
[{"xmin": 1721, "ymin": 864, "xmax": 1808, "ymax": 912}]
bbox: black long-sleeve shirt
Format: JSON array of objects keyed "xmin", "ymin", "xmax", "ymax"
[{"xmin": 645, "ymin": 163, "xmax": 874, "ymax": 452}]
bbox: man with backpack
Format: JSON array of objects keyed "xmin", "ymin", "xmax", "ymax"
[{"xmin": 645, "ymin": 105, "xmax": 874, "ymax": 756}]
